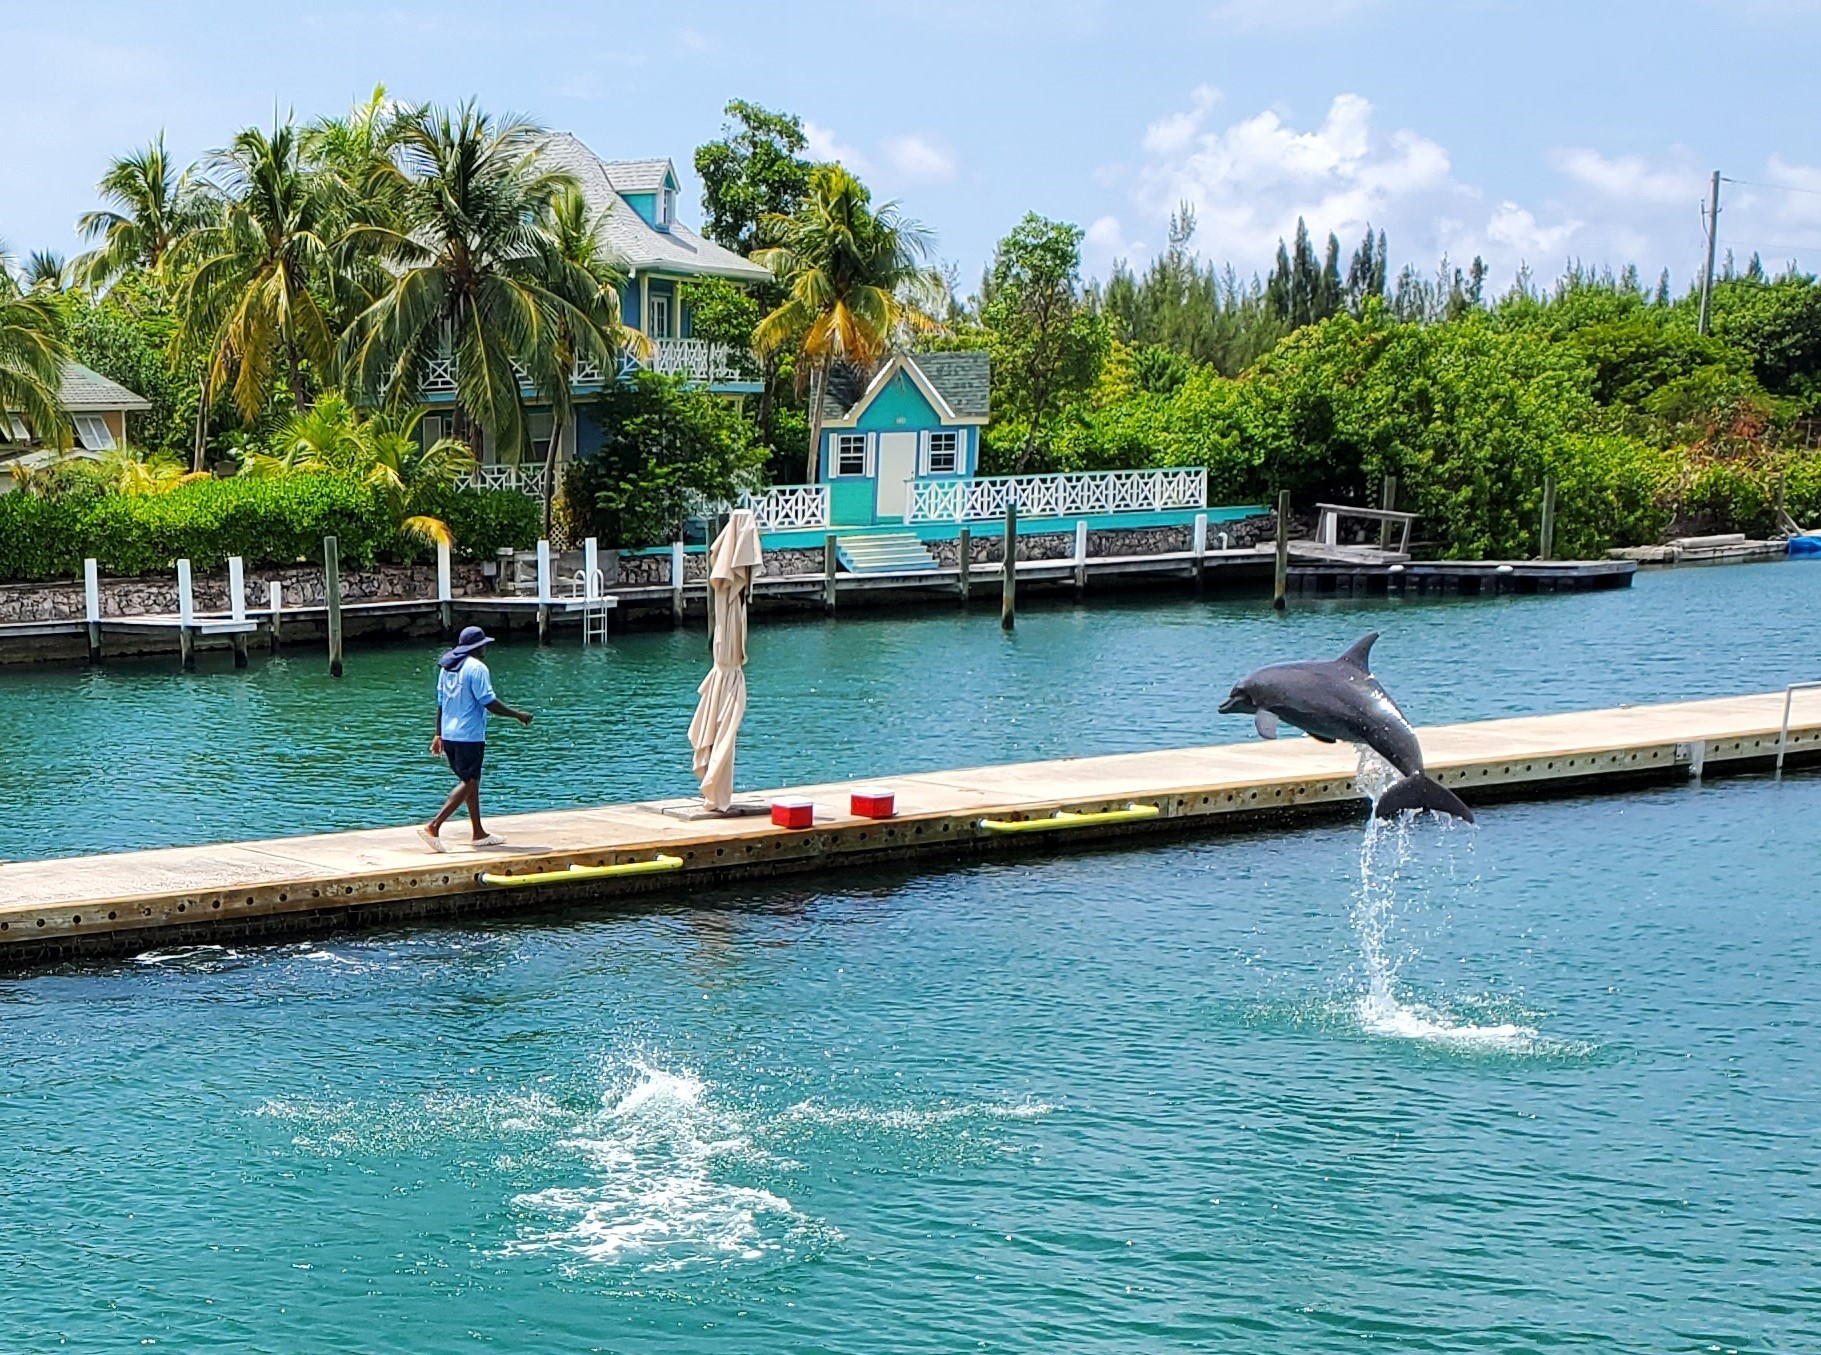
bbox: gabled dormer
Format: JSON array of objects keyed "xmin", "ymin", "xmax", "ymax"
[{"xmin": 603, "ymin": 158, "xmax": 680, "ymax": 232}]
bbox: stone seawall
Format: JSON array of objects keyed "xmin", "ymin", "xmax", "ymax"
[
  {"xmin": 0, "ymin": 562, "xmax": 491, "ymax": 624},
  {"xmin": 614, "ymin": 515, "xmax": 1278, "ymax": 583}
]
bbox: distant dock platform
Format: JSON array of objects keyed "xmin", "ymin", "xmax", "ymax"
[{"xmin": 2, "ymin": 689, "xmax": 1815, "ymax": 966}]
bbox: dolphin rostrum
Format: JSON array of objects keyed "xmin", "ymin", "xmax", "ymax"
[{"xmin": 1217, "ymin": 632, "xmax": 1475, "ymax": 823}]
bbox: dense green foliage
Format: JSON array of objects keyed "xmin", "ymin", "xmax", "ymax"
[
  {"xmin": 0, "ymin": 471, "xmax": 535, "ymax": 581},
  {"xmin": 560, "ymin": 374, "xmax": 765, "ymax": 549}
]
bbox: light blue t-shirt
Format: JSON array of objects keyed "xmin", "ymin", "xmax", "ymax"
[{"xmin": 437, "ymin": 657, "xmax": 497, "ymax": 743}]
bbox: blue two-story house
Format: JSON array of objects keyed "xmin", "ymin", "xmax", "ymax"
[
  {"xmin": 818, "ymin": 351, "xmax": 991, "ymax": 527},
  {"xmin": 428, "ymin": 133, "xmax": 773, "ymax": 493}
]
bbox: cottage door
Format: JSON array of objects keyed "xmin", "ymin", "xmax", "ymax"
[{"xmin": 874, "ymin": 432, "xmax": 920, "ymax": 520}]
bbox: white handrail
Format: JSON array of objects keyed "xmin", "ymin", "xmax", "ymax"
[
  {"xmin": 906, "ymin": 467, "xmax": 1208, "ymax": 523},
  {"xmin": 1776, "ymin": 680, "xmax": 1821, "ymax": 776}
]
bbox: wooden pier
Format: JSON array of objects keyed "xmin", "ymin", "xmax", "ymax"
[{"xmin": 2, "ymin": 689, "xmax": 1816, "ymax": 966}]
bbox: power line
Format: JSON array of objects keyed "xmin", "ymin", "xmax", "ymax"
[{"xmin": 1722, "ymin": 176, "xmax": 1821, "ymax": 199}]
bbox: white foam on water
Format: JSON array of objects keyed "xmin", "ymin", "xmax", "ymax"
[
  {"xmin": 1350, "ymin": 770, "xmax": 1548, "ymax": 1053},
  {"xmin": 779, "ymin": 1098, "xmax": 1055, "ymax": 1131},
  {"xmin": 504, "ymin": 1058, "xmax": 827, "ymax": 1273}
]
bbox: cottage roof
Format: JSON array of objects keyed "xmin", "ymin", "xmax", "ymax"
[
  {"xmin": 60, "ymin": 362, "xmax": 151, "ymax": 412},
  {"xmin": 537, "ymin": 133, "xmax": 772, "ymax": 284},
  {"xmin": 820, "ymin": 351, "xmax": 991, "ymax": 424}
]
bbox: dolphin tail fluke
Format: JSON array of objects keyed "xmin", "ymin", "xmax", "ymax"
[{"xmin": 1374, "ymin": 773, "xmax": 1475, "ymax": 824}]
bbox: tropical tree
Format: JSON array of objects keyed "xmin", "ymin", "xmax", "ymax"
[
  {"xmin": 306, "ymin": 86, "xmax": 412, "ymax": 329},
  {"xmin": 0, "ymin": 249, "xmax": 71, "ymax": 447},
  {"xmin": 74, "ymin": 134, "xmax": 211, "ymax": 288},
  {"xmin": 175, "ymin": 122, "xmax": 334, "ymax": 425},
  {"xmin": 340, "ymin": 103, "xmax": 614, "ymax": 467},
  {"xmin": 524, "ymin": 183, "xmax": 638, "ymax": 534},
  {"xmin": 24, "ymin": 252, "xmax": 72, "ymax": 292},
  {"xmin": 751, "ymin": 164, "xmax": 938, "ymax": 481}
]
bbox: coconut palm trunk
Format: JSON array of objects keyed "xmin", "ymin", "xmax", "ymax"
[
  {"xmin": 804, "ymin": 359, "xmax": 827, "ymax": 484},
  {"xmin": 542, "ymin": 411, "xmax": 564, "ymax": 537}
]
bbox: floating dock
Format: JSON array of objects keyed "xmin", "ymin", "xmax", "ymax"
[{"xmin": 3, "ymin": 690, "xmax": 1817, "ymax": 966}]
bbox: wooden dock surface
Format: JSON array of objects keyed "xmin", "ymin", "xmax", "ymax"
[{"xmin": 4, "ymin": 689, "xmax": 1817, "ymax": 964}]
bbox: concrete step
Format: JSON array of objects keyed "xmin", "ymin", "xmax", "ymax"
[{"xmin": 836, "ymin": 533, "xmax": 940, "ymax": 573}]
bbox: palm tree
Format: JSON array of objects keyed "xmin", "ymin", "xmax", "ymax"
[
  {"xmin": 752, "ymin": 164, "xmax": 939, "ymax": 481},
  {"xmin": 525, "ymin": 183, "xmax": 639, "ymax": 534},
  {"xmin": 74, "ymin": 133, "xmax": 210, "ymax": 288},
  {"xmin": 339, "ymin": 103, "xmax": 613, "ymax": 467},
  {"xmin": 175, "ymin": 122, "xmax": 334, "ymax": 423},
  {"xmin": 306, "ymin": 86, "xmax": 412, "ymax": 329},
  {"xmin": 0, "ymin": 247, "xmax": 70, "ymax": 448}
]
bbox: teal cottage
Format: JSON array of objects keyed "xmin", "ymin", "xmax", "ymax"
[{"xmin": 818, "ymin": 352, "xmax": 991, "ymax": 527}]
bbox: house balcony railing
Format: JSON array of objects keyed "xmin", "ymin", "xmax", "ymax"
[
  {"xmin": 906, "ymin": 467, "xmax": 1208, "ymax": 523},
  {"xmin": 466, "ymin": 463, "xmax": 551, "ymax": 499},
  {"xmin": 737, "ymin": 484, "xmax": 829, "ymax": 530},
  {"xmin": 421, "ymin": 341, "xmax": 751, "ymax": 397}
]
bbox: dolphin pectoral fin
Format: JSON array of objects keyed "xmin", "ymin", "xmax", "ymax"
[
  {"xmin": 1255, "ymin": 711, "xmax": 1280, "ymax": 740},
  {"xmin": 1338, "ymin": 632, "xmax": 1379, "ymax": 672},
  {"xmin": 1373, "ymin": 773, "xmax": 1475, "ymax": 824}
]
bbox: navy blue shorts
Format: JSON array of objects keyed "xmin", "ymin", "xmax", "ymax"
[{"xmin": 444, "ymin": 739, "xmax": 485, "ymax": 783}]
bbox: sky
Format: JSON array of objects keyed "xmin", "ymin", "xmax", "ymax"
[{"xmin": 3, "ymin": 0, "xmax": 1819, "ymax": 298}]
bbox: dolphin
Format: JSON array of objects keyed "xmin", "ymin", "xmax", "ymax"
[{"xmin": 1217, "ymin": 632, "xmax": 1475, "ymax": 823}]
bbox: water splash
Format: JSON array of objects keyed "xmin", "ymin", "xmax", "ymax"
[
  {"xmin": 1351, "ymin": 751, "xmax": 1540, "ymax": 1051},
  {"xmin": 505, "ymin": 1057, "xmax": 830, "ymax": 1274}
]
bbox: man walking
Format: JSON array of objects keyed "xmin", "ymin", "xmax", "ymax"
[{"xmin": 419, "ymin": 626, "xmax": 533, "ymax": 852}]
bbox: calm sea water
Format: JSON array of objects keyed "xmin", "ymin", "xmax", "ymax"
[{"xmin": 3, "ymin": 563, "xmax": 1820, "ymax": 1351}]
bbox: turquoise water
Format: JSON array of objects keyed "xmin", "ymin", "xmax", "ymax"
[{"xmin": 5, "ymin": 563, "xmax": 1821, "ymax": 1349}]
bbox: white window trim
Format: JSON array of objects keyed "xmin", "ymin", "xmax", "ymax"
[
  {"xmin": 4, "ymin": 414, "xmax": 28, "ymax": 444},
  {"xmin": 833, "ymin": 432, "xmax": 869, "ymax": 478},
  {"xmin": 72, "ymin": 413, "xmax": 116, "ymax": 451},
  {"xmin": 925, "ymin": 430, "xmax": 960, "ymax": 476},
  {"xmin": 648, "ymin": 293, "xmax": 671, "ymax": 339}
]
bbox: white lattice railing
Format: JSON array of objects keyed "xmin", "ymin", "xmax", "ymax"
[
  {"xmin": 422, "ymin": 356, "xmax": 613, "ymax": 398},
  {"xmin": 466, "ymin": 464, "xmax": 551, "ymax": 498},
  {"xmin": 738, "ymin": 484, "xmax": 829, "ymax": 530},
  {"xmin": 906, "ymin": 467, "xmax": 1208, "ymax": 523},
  {"xmin": 643, "ymin": 339, "xmax": 751, "ymax": 383}
]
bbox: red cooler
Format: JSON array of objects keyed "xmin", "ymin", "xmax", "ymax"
[
  {"xmin": 850, "ymin": 787, "xmax": 896, "ymax": 819},
  {"xmin": 771, "ymin": 797, "xmax": 815, "ymax": 829}
]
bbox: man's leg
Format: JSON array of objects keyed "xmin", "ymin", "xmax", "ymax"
[
  {"xmin": 427, "ymin": 780, "xmax": 472, "ymax": 837},
  {"xmin": 464, "ymin": 780, "xmax": 487, "ymax": 839}
]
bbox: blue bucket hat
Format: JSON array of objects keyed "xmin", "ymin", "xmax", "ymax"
[{"xmin": 438, "ymin": 625, "xmax": 493, "ymax": 670}]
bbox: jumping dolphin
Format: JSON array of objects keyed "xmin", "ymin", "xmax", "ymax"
[{"xmin": 1217, "ymin": 632, "xmax": 1475, "ymax": 823}]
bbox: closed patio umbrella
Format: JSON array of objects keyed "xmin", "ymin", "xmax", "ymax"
[{"xmin": 688, "ymin": 508, "xmax": 764, "ymax": 811}]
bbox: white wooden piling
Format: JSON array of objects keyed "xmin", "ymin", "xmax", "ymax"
[
  {"xmin": 323, "ymin": 535, "xmax": 344, "ymax": 678},
  {"xmin": 226, "ymin": 556, "xmax": 248, "ymax": 668},
  {"xmin": 1192, "ymin": 512, "xmax": 1209, "ymax": 590},
  {"xmin": 536, "ymin": 539, "xmax": 553, "ymax": 646},
  {"xmin": 83, "ymin": 558, "xmax": 101, "ymax": 664},
  {"xmin": 670, "ymin": 541, "xmax": 686, "ymax": 627},
  {"xmin": 436, "ymin": 539, "xmax": 453, "ymax": 635},
  {"xmin": 268, "ymin": 581, "xmax": 284, "ymax": 654},
  {"xmin": 176, "ymin": 559, "xmax": 196, "ymax": 671},
  {"xmin": 1074, "ymin": 519, "xmax": 1089, "ymax": 600}
]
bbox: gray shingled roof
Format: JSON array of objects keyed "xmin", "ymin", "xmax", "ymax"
[
  {"xmin": 822, "ymin": 351, "xmax": 991, "ymax": 422},
  {"xmin": 537, "ymin": 133, "xmax": 772, "ymax": 283},
  {"xmin": 60, "ymin": 362, "xmax": 151, "ymax": 412}
]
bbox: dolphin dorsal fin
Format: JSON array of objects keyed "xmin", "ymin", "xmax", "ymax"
[{"xmin": 1337, "ymin": 632, "xmax": 1378, "ymax": 672}]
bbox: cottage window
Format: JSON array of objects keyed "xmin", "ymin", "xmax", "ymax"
[
  {"xmin": 72, "ymin": 414, "xmax": 116, "ymax": 451},
  {"xmin": 648, "ymin": 294, "xmax": 671, "ymax": 339},
  {"xmin": 836, "ymin": 434, "xmax": 867, "ymax": 476},
  {"xmin": 927, "ymin": 431, "xmax": 959, "ymax": 474},
  {"xmin": 528, "ymin": 412, "xmax": 556, "ymax": 465},
  {"xmin": 2, "ymin": 414, "xmax": 28, "ymax": 444}
]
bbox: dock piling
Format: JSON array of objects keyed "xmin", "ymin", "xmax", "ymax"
[
  {"xmin": 83, "ymin": 558, "xmax": 101, "ymax": 665},
  {"xmin": 670, "ymin": 541, "xmax": 685, "ymax": 626},
  {"xmin": 1074, "ymin": 519, "xmax": 1089, "ymax": 601},
  {"xmin": 436, "ymin": 540, "xmax": 453, "ymax": 636},
  {"xmin": 823, "ymin": 534, "xmax": 839, "ymax": 617},
  {"xmin": 1272, "ymin": 490, "xmax": 1290, "ymax": 611},
  {"xmin": 1378, "ymin": 476, "xmax": 1398, "ymax": 549},
  {"xmin": 176, "ymin": 558, "xmax": 196, "ymax": 671},
  {"xmin": 268, "ymin": 581, "xmax": 283, "ymax": 654},
  {"xmin": 957, "ymin": 528, "xmax": 971, "ymax": 605},
  {"xmin": 535, "ymin": 539, "xmax": 553, "ymax": 646},
  {"xmin": 227, "ymin": 556, "xmax": 248, "ymax": 669},
  {"xmin": 1192, "ymin": 513, "xmax": 1208, "ymax": 591},
  {"xmin": 323, "ymin": 535, "xmax": 344, "ymax": 678},
  {"xmin": 1001, "ymin": 504, "xmax": 1018, "ymax": 631},
  {"xmin": 1540, "ymin": 475, "xmax": 1558, "ymax": 561}
]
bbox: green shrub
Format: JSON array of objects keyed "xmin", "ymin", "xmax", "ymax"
[{"xmin": 0, "ymin": 473, "xmax": 542, "ymax": 582}]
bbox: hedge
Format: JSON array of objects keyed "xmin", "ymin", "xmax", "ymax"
[{"xmin": 0, "ymin": 473, "xmax": 541, "ymax": 582}]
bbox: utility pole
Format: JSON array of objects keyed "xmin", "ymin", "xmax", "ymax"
[{"xmin": 1698, "ymin": 170, "xmax": 1722, "ymax": 337}]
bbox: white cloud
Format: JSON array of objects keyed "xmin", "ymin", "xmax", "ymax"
[
  {"xmin": 883, "ymin": 134, "xmax": 957, "ymax": 185},
  {"xmin": 1083, "ymin": 215, "xmax": 1147, "ymax": 273},
  {"xmin": 1212, "ymin": 0, "xmax": 1376, "ymax": 29},
  {"xmin": 1549, "ymin": 147, "xmax": 1695, "ymax": 206},
  {"xmin": 803, "ymin": 120, "xmax": 871, "ymax": 175},
  {"xmin": 804, "ymin": 123, "xmax": 959, "ymax": 189}
]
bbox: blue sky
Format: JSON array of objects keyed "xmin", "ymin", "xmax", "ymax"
[{"xmin": 4, "ymin": 0, "xmax": 1819, "ymax": 295}]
